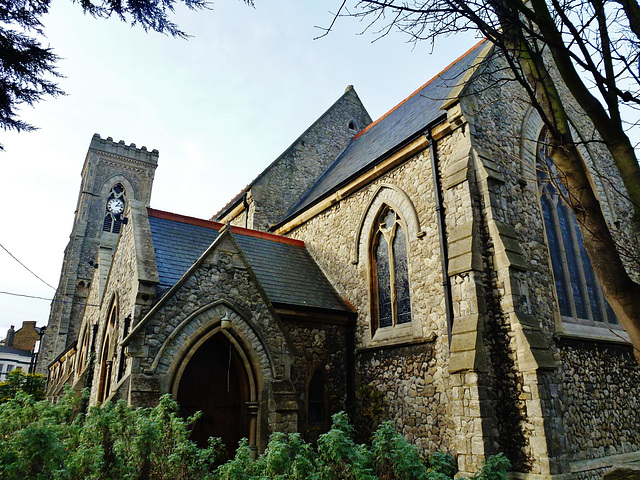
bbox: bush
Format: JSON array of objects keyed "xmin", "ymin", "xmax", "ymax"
[
  {"xmin": 0, "ymin": 369, "xmax": 46, "ymax": 402},
  {"xmin": 0, "ymin": 388, "xmax": 511, "ymax": 480}
]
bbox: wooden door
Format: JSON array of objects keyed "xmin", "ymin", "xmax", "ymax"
[{"xmin": 177, "ymin": 334, "xmax": 250, "ymax": 455}]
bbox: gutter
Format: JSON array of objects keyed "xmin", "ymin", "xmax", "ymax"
[{"xmin": 428, "ymin": 131, "xmax": 454, "ymax": 346}]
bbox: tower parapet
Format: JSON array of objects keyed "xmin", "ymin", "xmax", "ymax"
[{"xmin": 89, "ymin": 134, "xmax": 159, "ymax": 165}]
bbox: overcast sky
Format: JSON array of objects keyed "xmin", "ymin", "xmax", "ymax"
[{"xmin": 0, "ymin": 1, "xmax": 478, "ymax": 341}]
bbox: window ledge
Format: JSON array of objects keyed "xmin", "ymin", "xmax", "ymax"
[
  {"xmin": 357, "ymin": 332, "xmax": 437, "ymax": 353},
  {"xmin": 556, "ymin": 321, "xmax": 630, "ymax": 345}
]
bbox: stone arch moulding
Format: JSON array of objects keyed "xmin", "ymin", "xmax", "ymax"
[
  {"xmin": 519, "ymin": 106, "xmax": 544, "ymax": 183},
  {"xmin": 167, "ymin": 305, "xmax": 264, "ymax": 454},
  {"xmin": 168, "ymin": 325, "xmax": 259, "ymax": 403},
  {"xmin": 351, "ymin": 183, "xmax": 424, "ymax": 264},
  {"xmin": 99, "ymin": 175, "xmax": 135, "ymax": 201},
  {"xmin": 148, "ymin": 299, "xmax": 274, "ymax": 382},
  {"xmin": 521, "ymin": 106, "xmax": 616, "ymax": 218},
  {"xmin": 97, "ymin": 293, "xmax": 119, "ymax": 360}
]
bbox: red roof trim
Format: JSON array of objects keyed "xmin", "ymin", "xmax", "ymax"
[
  {"xmin": 353, "ymin": 39, "xmax": 487, "ymax": 140},
  {"xmin": 148, "ymin": 207, "xmax": 225, "ymax": 230},
  {"xmin": 147, "ymin": 207, "xmax": 306, "ymax": 247}
]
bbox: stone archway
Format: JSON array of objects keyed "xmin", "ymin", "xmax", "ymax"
[{"xmin": 174, "ymin": 330, "xmax": 256, "ymax": 455}]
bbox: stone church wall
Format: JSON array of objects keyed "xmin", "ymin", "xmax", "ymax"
[
  {"xmin": 286, "ymin": 147, "xmax": 457, "ymax": 453},
  {"xmin": 85, "ymin": 203, "xmax": 150, "ymax": 405},
  {"xmin": 462, "ymin": 51, "xmax": 640, "ymax": 475},
  {"xmin": 558, "ymin": 340, "xmax": 640, "ymax": 462},
  {"xmin": 281, "ymin": 319, "xmax": 349, "ymax": 442}
]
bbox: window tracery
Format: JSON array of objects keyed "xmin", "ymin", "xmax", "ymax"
[
  {"xmin": 537, "ymin": 129, "xmax": 617, "ymax": 326},
  {"xmin": 371, "ymin": 206, "xmax": 412, "ymax": 332},
  {"xmin": 97, "ymin": 300, "xmax": 119, "ymax": 402},
  {"xmin": 103, "ymin": 183, "xmax": 126, "ymax": 234}
]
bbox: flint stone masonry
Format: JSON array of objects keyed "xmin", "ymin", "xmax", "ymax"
[
  {"xmin": 282, "ymin": 319, "xmax": 349, "ymax": 441},
  {"xmin": 287, "ymin": 144, "xmax": 457, "ymax": 458},
  {"xmin": 559, "ymin": 340, "xmax": 640, "ymax": 462}
]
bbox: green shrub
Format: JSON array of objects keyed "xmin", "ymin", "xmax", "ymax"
[
  {"xmin": 0, "ymin": 369, "xmax": 46, "ymax": 402},
  {"xmin": 471, "ymin": 453, "xmax": 511, "ymax": 480},
  {"xmin": 371, "ymin": 421, "xmax": 428, "ymax": 480},
  {"xmin": 0, "ymin": 387, "xmax": 512, "ymax": 480}
]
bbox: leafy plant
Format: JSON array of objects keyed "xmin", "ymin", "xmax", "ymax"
[
  {"xmin": 0, "ymin": 387, "xmax": 512, "ymax": 480},
  {"xmin": 471, "ymin": 453, "xmax": 511, "ymax": 480},
  {"xmin": 0, "ymin": 369, "xmax": 46, "ymax": 402},
  {"xmin": 371, "ymin": 421, "xmax": 428, "ymax": 480}
]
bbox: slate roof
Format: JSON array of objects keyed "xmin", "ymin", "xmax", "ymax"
[
  {"xmin": 0, "ymin": 345, "xmax": 33, "ymax": 356},
  {"xmin": 147, "ymin": 209, "xmax": 352, "ymax": 313},
  {"xmin": 281, "ymin": 41, "xmax": 486, "ymax": 223}
]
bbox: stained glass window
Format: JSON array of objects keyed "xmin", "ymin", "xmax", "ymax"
[
  {"xmin": 372, "ymin": 206, "xmax": 412, "ymax": 332},
  {"xmin": 537, "ymin": 128, "xmax": 617, "ymax": 326}
]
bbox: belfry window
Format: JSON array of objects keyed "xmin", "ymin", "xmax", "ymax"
[
  {"xmin": 103, "ymin": 183, "xmax": 126, "ymax": 234},
  {"xmin": 372, "ymin": 206, "xmax": 412, "ymax": 331},
  {"xmin": 537, "ymin": 129, "xmax": 617, "ymax": 326}
]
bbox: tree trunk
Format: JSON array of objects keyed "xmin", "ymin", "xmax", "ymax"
[{"xmin": 505, "ymin": 27, "xmax": 640, "ymax": 362}]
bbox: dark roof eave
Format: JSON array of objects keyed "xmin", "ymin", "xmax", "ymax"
[
  {"xmin": 272, "ymin": 114, "xmax": 447, "ymax": 231},
  {"xmin": 272, "ymin": 301, "xmax": 356, "ymax": 320},
  {"xmin": 212, "ymin": 190, "xmax": 247, "ymax": 221}
]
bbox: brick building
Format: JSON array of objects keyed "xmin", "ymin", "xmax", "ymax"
[{"xmin": 41, "ymin": 42, "xmax": 640, "ymax": 478}]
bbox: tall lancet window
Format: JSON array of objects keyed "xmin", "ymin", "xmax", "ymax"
[
  {"xmin": 103, "ymin": 183, "xmax": 126, "ymax": 234},
  {"xmin": 372, "ymin": 206, "xmax": 412, "ymax": 331},
  {"xmin": 537, "ymin": 128, "xmax": 617, "ymax": 326}
]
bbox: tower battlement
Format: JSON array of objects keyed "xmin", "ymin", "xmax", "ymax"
[{"xmin": 89, "ymin": 133, "xmax": 159, "ymax": 164}]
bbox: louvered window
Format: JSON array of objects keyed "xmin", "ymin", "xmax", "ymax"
[{"xmin": 103, "ymin": 183, "xmax": 126, "ymax": 233}]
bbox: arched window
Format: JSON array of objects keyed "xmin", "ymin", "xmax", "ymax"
[
  {"xmin": 371, "ymin": 206, "xmax": 412, "ymax": 332},
  {"xmin": 103, "ymin": 183, "xmax": 126, "ymax": 234},
  {"xmin": 308, "ymin": 369, "xmax": 326, "ymax": 424},
  {"xmin": 97, "ymin": 300, "xmax": 119, "ymax": 402},
  {"xmin": 537, "ymin": 129, "xmax": 617, "ymax": 326}
]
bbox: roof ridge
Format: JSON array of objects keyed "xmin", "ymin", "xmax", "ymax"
[
  {"xmin": 147, "ymin": 207, "xmax": 305, "ymax": 247},
  {"xmin": 353, "ymin": 38, "xmax": 487, "ymax": 141},
  {"xmin": 212, "ymin": 86, "xmax": 371, "ymax": 221}
]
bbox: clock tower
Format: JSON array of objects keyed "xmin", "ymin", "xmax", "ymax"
[{"xmin": 38, "ymin": 134, "xmax": 158, "ymax": 374}]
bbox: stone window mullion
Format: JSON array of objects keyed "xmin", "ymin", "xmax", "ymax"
[
  {"xmin": 549, "ymin": 193, "xmax": 578, "ymax": 319},
  {"xmin": 565, "ymin": 203, "xmax": 595, "ymax": 323}
]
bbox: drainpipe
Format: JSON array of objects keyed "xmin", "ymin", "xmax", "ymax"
[{"xmin": 428, "ymin": 131, "xmax": 454, "ymax": 346}]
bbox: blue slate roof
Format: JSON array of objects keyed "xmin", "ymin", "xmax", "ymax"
[
  {"xmin": 0, "ymin": 345, "xmax": 32, "ymax": 356},
  {"xmin": 148, "ymin": 210, "xmax": 351, "ymax": 313},
  {"xmin": 282, "ymin": 41, "xmax": 486, "ymax": 222}
]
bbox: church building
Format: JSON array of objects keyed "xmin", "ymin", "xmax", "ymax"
[{"xmin": 40, "ymin": 41, "xmax": 640, "ymax": 478}]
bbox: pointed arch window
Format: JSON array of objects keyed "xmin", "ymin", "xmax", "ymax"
[
  {"xmin": 371, "ymin": 206, "xmax": 412, "ymax": 332},
  {"xmin": 97, "ymin": 300, "xmax": 119, "ymax": 402},
  {"xmin": 537, "ymin": 129, "xmax": 617, "ymax": 326},
  {"xmin": 103, "ymin": 183, "xmax": 126, "ymax": 234}
]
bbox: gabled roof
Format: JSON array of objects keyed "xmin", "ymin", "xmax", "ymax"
[
  {"xmin": 281, "ymin": 41, "xmax": 487, "ymax": 224},
  {"xmin": 147, "ymin": 208, "xmax": 352, "ymax": 313},
  {"xmin": 212, "ymin": 86, "xmax": 371, "ymax": 222}
]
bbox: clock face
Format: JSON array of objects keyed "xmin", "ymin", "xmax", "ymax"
[{"xmin": 107, "ymin": 198, "xmax": 125, "ymax": 215}]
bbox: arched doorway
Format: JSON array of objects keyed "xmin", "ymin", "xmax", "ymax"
[{"xmin": 176, "ymin": 332, "xmax": 251, "ymax": 454}]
